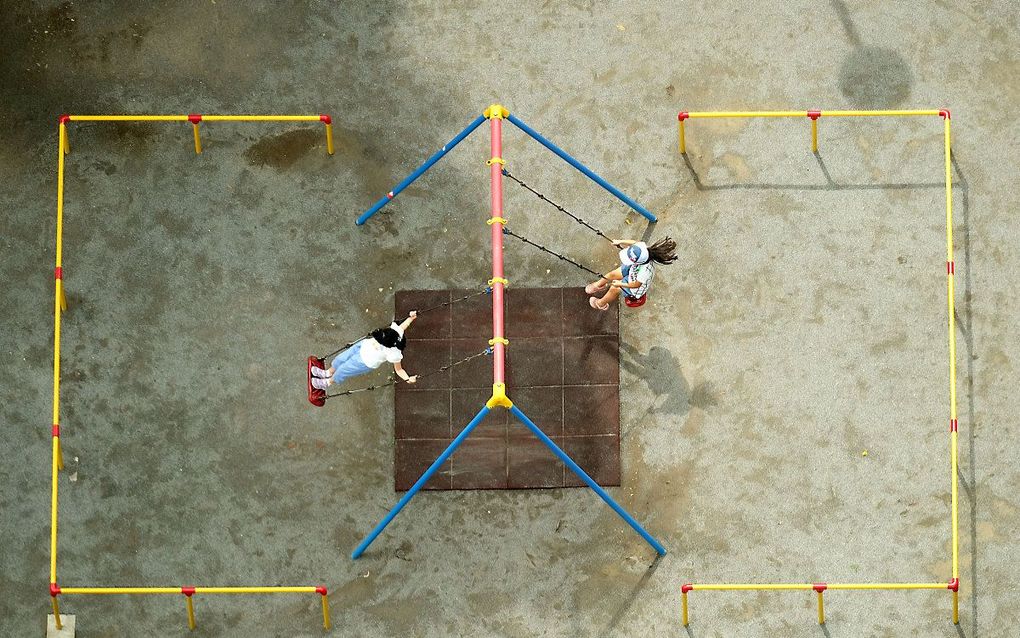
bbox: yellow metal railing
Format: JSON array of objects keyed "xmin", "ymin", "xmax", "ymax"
[
  {"xmin": 675, "ymin": 108, "xmax": 959, "ymax": 628},
  {"xmin": 62, "ymin": 113, "xmax": 335, "ymax": 155},
  {"xmin": 51, "ymin": 586, "xmax": 330, "ymax": 631},
  {"xmin": 676, "ymin": 108, "xmax": 945, "ymax": 154},
  {"xmin": 49, "ymin": 114, "xmax": 334, "ymax": 632}
]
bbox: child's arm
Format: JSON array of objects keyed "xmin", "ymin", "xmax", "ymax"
[
  {"xmin": 397, "ymin": 310, "xmax": 418, "ymax": 332},
  {"xmin": 611, "ymin": 239, "xmax": 638, "ymax": 248},
  {"xmin": 393, "ymin": 361, "xmax": 417, "ymax": 383}
]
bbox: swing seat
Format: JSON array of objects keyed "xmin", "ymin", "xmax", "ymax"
[
  {"xmin": 307, "ymin": 356, "xmax": 326, "ymax": 407},
  {"xmin": 624, "ymin": 293, "xmax": 647, "ymax": 308}
]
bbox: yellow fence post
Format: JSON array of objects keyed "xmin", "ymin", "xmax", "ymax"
[
  {"xmin": 59, "ymin": 115, "xmax": 70, "ymax": 154},
  {"xmin": 51, "ymin": 590, "xmax": 62, "ymax": 630},
  {"xmin": 677, "ymin": 112, "xmax": 688, "ymax": 154},
  {"xmin": 808, "ymin": 111, "xmax": 820, "ymax": 153},
  {"xmin": 681, "ymin": 584, "xmax": 692, "ymax": 626},
  {"xmin": 321, "ymin": 115, "xmax": 335, "ymax": 155},
  {"xmin": 189, "ymin": 114, "xmax": 202, "ymax": 154},
  {"xmin": 814, "ymin": 584, "xmax": 826, "ymax": 624},
  {"xmin": 318, "ymin": 586, "xmax": 331, "ymax": 629},
  {"xmin": 183, "ymin": 587, "xmax": 196, "ymax": 630}
]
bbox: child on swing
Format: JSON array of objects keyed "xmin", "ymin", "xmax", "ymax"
[
  {"xmin": 585, "ymin": 237, "xmax": 677, "ymax": 310},
  {"xmin": 310, "ymin": 312, "xmax": 419, "ymax": 389}
]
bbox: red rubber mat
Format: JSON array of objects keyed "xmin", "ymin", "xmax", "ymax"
[{"xmin": 393, "ymin": 288, "xmax": 620, "ymax": 491}]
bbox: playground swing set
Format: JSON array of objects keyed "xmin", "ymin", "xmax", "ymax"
[
  {"xmin": 342, "ymin": 103, "xmax": 667, "ymax": 560},
  {"xmin": 45, "ymin": 105, "xmax": 962, "ymax": 633}
]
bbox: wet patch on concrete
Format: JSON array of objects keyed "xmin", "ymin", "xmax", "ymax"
[
  {"xmin": 838, "ymin": 46, "xmax": 913, "ymax": 108},
  {"xmin": 244, "ymin": 128, "xmax": 321, "ymax": 170}
]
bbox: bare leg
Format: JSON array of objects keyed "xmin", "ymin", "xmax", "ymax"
[
  {"xmin": 586, "ymin": 268, "xmax": 623, "ymax": 294},
  {"xmin": 598, "ymin": 286, "xmax": 623, "ymax": 306}
]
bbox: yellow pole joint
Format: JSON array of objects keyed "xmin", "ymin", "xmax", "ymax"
[
  {"xmin": 484, "ymin": 104, "xmax": 509, "ymax": 120},
  {"xmin": 487, "ymin": 277, "xmax": 508, "ymax": 287},
  {"xmin": 677, "ymin": 112, "xmax": 688, "ymax": 154},
  {"xmin": 486, "ymin": 217, "xmax": 508, "ymax": 226},
  {"xmin": 188, "ymin": 114, "xmax": 202, "ymax": 154},
  {"xmin": 317, "ymin": 587, "xmax": 331, "ymax": 629},
  {"xmin": 486, "ymin": 156, "xmax": 505, "ymax": 166},
  {"xmin": 320, "ymin": 115, "xmax": 335, "ymax": 155},
  {"xmin": 486, "ymin": 383, "xmax": 513, "ymax": 409},
  {"xmin": 59, "ymin": 116, "xmax": 71, "ymax": 155}
]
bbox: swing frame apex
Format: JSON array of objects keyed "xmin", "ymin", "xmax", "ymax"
[
  {"xmin": 484, "ymin": 103, "xmax": 509, "ymax": 119},
  {"xmin": 486, "ymin": 383, "xmax": 513, "ymax": 409}
]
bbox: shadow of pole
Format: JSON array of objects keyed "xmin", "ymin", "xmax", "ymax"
[
  {"xmin": 678, "ymin": 150, "xmax": 943, "ymax": 192},
  {"xmin": 951, "ymin": 153, "xmax": 977, "ymax": 636},
  {"xmin": 598, "ymin": 554, "xmax": 664, "ymax": 638}
]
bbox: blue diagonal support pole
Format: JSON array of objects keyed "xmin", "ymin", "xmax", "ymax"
[
  {"xmin": 509, "ymin": 405, "xmax": 667, "ymax": 555},
  {"xmin": 352, "ymin": 405, "xmax": 491, "ymax": 558},
  {"xmin": 506, "ymin": 113, "xmax": 658, "ymax": 223},
  {"xmin": 356, "ymin": 114, "xmax": 487, "ymax": 225}
]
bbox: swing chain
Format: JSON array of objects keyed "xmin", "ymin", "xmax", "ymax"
[
  {"xmin": 502, "ymin": 227, "xmax": 604, "ymax": 279},
  {"xmin": 320, "ymin": 287, "xmax": 491, "ymax": 361},
  {"xmin": 325, "ymin": 347, "xmax": 493, "ymax": 400},
  {"xmin": 502, "ymin": 168, "xmax": 614, "ymax": 243}
]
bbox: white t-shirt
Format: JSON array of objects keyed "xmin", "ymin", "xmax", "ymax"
[
  {"xmin": 625, "ymin": 262, "xmax": 655, "ymax": 297},
  {"xmin": 358, "ymin": 323, "xmax": 404, "ymax": 368}
]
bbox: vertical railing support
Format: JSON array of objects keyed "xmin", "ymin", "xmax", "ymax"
[
  {"xmin": 813, "ymin": 583, "xmax": 826, "ymax": 624},
  {"xmin": 50, "ymin": 583, "xmax": 62, "ymax": 630},
  {"xmin": 681, "ymin": 583, "xmax": 692, "ymax": 626},
  {"xmin": 317, "ymin": 586, "xmax": 331, "ymax": 629},
  {"xmin": 188, "ymin": 114, "xmax": 202, "ymax": 154},
  {"xmin": 678, "ymin": 112, "xmax": 688, "ymax": 154},
  {"xmin": 320, "ymin": 115, "xmax": 335, "ymax": 155},
  {"xmin": 808, "ymin": 111, "xmax": 821, "ymax": 153},
  {"xmin": 182, "ymin": 587, "xmax": 196, "ymax": 630}
]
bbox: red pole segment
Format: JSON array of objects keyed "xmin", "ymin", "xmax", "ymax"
[{"xmin": 488, "ymin": 108, "xmax": 506, "ymax": 385}]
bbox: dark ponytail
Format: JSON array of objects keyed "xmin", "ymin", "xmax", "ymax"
[{"xmin": 648, "ymin": 237, "xmax": 677, "ymax": 265}]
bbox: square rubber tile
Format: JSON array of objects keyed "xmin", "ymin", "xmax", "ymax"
[
  {"xmin": 395, "ymin": 439, "xmax": 452, "ymax": 491},
  {"xmin": 450, "ymin": 339, "xmax": 495, "ymax": 389},
  {"xmin": 394, "ymin": 288, "xmax": 619, "ymax": 490},
  {"xmin": 395, "ymin": 290, "xmax": 452, "ymax": 339},
  {"xmin": 451, "ymin": 438, "xmax": 508, "ymax": 489},
  {"xmin": 396, "ymin": 339, "xmax": 451, "ymax": 391},
  {"xmin": 395, "ymin": 389, "xmax": 450, "ymax": 439},
  {"xmin": 563, "ymin": 288, "xmax": 619, "ymax": 336},
  {"xmin": 509, "ymin": 386, "xmax": 563, "ymax": 439},
  {"xmin": 452, "ymin": 388, "xmax": 506, "ymax": 439},
  {"xmin": 563, "ymin": 336, "xmax": 619, "ymax": 386},
  {"xmin": 508, "ymin": 437, "xmax": 564, "ymax": 489},
  {"xmin": 564, "ymin": 385, "xmax": 619, "ymax": 436},
  {"xmin": 562, "ymin": 436, "xmax": 621, "ymax": 487},
  {"xmin": 451, "ymin": 288, "xmax": 494, "ymax": 338},
  {"xmin": 506, "ymin": 288, "xmax": 563, "ymax": 338},
  {"xmin": 505, "ymin": 337, "xmax": 563, "ymax": 387}
]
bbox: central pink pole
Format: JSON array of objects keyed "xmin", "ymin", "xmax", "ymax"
[{"xmin": 489, "ymin": 116, "xmax": 506, "ymax": 385}]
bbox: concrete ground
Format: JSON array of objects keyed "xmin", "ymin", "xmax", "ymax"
[{"xmin": 1, "ymin": 1, "xmax": 1017, "ymax": 636}]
